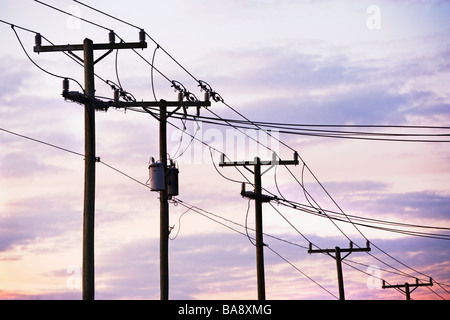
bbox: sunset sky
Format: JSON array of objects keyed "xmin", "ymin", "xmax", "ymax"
[{"xmin": 1, "ymin": 0, "xmax": 449, "ymax": 300}]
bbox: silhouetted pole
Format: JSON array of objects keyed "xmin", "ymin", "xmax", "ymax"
[
  {"xmin": 34, "ymin": 33, "xmax": 147, "ymax": 300},
  {"xmin": 382, "ymin": 277, "xmax": 433, "ymax": 300},
  {"xmin": 334, "ymin": 247, "xmax": 345, "ymax": 300},
  {"xmin": 83, "ymin": 38, "xmax": 96, "ymax": 301},
  {"xmin": 220, "ymin": 152, "xmax": 299, "ymax": 300},
  {"xmin": 254, "ymin": 157, "xmax": 266, "ymax": 300},
  {"xmin": 308, "ymin": 241, "xmax": 371, "ymax": 300},
  {"xmin": 159, "ymin": 104, "xmax": 169, "ymax": 300}
]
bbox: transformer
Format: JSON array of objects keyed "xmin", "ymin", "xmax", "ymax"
[
  {"xmin": 167, "ymin": 166, "xmax": 179, "ymax": 196},
  {"xmin": 148, "ymin": 158, "xmax": 179, "ymax": 196},
  {"xmin": 148, "ymin": 161, "xmax": 165, "ymax": 191}
]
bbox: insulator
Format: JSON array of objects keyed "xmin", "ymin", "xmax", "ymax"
[
  {"xmin": 62, "ymin": 78, "xmax": 69, "ymax": 93},
  {"xmin": 109, "ymin": 30, "xmax": 115, "ymax": 43},
  {"xmin": 114, "ymin": 89, "xmax": 119, "ymax": 103},
  {"xmin": 35, "ymin": 33, "xmax": 42, "ymax": 47},
  {"xmin": 139, "ymin": 29, "xmax": 146, "ymax": 43}
]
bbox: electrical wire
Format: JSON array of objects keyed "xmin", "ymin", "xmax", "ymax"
[
  {"xmin": 6, "ymin": 124, "xmax": 446, "ymax": 298},
  {"xmin": 171, "ymin": 198, "xmax": 337, "ymax": 299},
  {"xmin": 169, "ymin": 204, "xmax": 194, "ymax": 241},
  {"xmin": 1, "ymin": 18, "xmax": 116, "ymax": 93},
  {"xmin": 165, "ymin": 109, "xmax": 450, "ymax": 241},
  {"xmin": 134, "ymin": 65, "xmax": 450, "ymax": 299},
  {"xmin": 166, "ymin": 112, "xmax": 450, "ymax": 143},
  {"xmin": 244, "ymin": 199, "xmax": 256, "ymax": 246},
  {"xmin": 34, "ymin": 0, "xmax": 110, "ymax": 31},
  {"xmin": 9, "ymin": 24, "xmax": 84, "ymax": 91},
  {"xmin": 150, "ymin": 45, "xmax": 160, "ymax": 102},
  {"xmin": 0, "ymin": 127, "xmax": 84, "ymax": 158},
  {"xmin": 72, "ymin": 0, "xmax": 201, "ymax": 84},
  {"xmin": 33, "ymin": 0, "xmax": 173, "ymax": 88}
]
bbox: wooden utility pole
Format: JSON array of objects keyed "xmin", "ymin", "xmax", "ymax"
[
  {"xmin": 83, "ymin": 38, "xmax": 96, "ymax": 301},
  {"xmin": 308, "ymin": 241, "xmax": 371, "ymax": 300},
  {"xmin": 220, "ymin": 152, "xmax": 299, "ymax": 300},
  {"xmin": 159, "ymin": 104, "xmax": 169, "ymax": 300},
  {"xmin": 34, "ymin": 33, "xmax": 147, "ymax": 300},
  {"xmin": 382, "ymin": 278, "xmax": 433, "ymax": 300},
  {"xmin": 37, "ymin": 31, "xmax": 211, "ymax": 300}
]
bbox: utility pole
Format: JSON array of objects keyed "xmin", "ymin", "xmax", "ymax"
[
  {"xmin": 83, "ymin": 38, "xmax": 95, "ymax": 301},
  {"xmin": 308, "ymin": 241, "xmax": 371, "ymax": 300},
  {"xmin": 149, "ymin": 93, "xmax": 210, "ymax": 300},
  {"xmin": 34, "ymin": 31, "xmax": 147, "ymax": 300},
  {"xmin": 59, "ymin": 90, "xmax": 210, "ymax": 301},
  {"xmin": 159, "ymin": 103, "xmax": 169, "ymax": 300},
  {"xmin": 382, "ymin": 277, "xmax": 433, "ymax": 300},
  {"xmin": 220, "ymin": 151, "xmax": 299, "ymax": 300}
]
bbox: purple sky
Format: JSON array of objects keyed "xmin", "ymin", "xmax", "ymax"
[{"xmin": 1, "ymin": 0, "xmax": 450, "ymax": 300}]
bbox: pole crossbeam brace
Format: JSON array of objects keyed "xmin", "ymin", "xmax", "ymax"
[
  {"xmin": 219, "ymin": 152, "xmax": 299, "ymax": 300},
  {"xmin": 308, "ymin": 241, "xmax": 371, "ymax": 300},
  {"xmin": 113, "ymin": 100, "xmax": 211, "ymax": 108},
  {"xmin": 382, "ymin": 277, "xmax": 433, "ymax": 300},
  {"xmin": 34, "ymin": 41, "xmax": 147, "ymax": 53},
  {"xmin": 219, "ymin": 152, "xmax": 299, "ymax": 168},
  {"xmin": 61, "ymin": 91, "xmax": 211, "ymax": 112}
]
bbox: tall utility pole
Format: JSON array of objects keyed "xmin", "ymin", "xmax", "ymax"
[
  {"xmin": 382, "ymin": 278, "xmax": 433, "ymax": 300},
  {"xmin": 34, "ymin": 32, "xmax": 147, "ymax": 300},
  {"xmin": 308, "ymin": 241, "xmax": 371, "ymax": 300},
  {"xmin": 83, "ymin": 38, "xmax": 96, "ymax": 301},
  {"xmin": 220, "ymin": 152, "xmax": 299, "ymax": 300},
  {"xmin": 59, "ymin": 91, "xmax": 210, "ymax": 301},
  {"xmin": 159, "ymin": 104, "xmax": 169, "ymax": 300}
]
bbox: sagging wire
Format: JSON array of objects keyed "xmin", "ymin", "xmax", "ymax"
[
  {"xmin": 10, "ymin": 25, "xmax": 84, "ymax": 92},
  {"xmin": 245, "ymin": 199, "xmax": 256, "ymax": 247},
  {"xmin": 169, "ymin": 203, "xmax": 195, "ymax": 241}
]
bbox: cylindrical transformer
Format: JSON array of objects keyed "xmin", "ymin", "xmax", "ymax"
[
  {"xmin": 167, "ymin": 166, "xmax": 179, "ymax": 196},
  {"xmin": 148, "ymin": 162, "xmax": 165, "ymax": 191}
]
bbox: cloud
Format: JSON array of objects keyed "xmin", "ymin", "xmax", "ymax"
[
  {"xmin": 300, "ymin": 178, "xmax": 450, "ymax": 220},
  {"xmin": 0, "ymin": 195, "xmax": 82, "ymax": 252}
]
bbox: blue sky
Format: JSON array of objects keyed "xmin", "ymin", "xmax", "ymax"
[{"xmin": 1, "ymin": 0, "xmax": 450, "ymax": 299}]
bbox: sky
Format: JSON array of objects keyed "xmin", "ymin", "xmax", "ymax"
[{"xmin": 1, "ymin": 0, "xmax": 450, "ymax": 300}]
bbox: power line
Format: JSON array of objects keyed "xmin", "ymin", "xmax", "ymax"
[
  {"xmin": 4, "ymin": 124, "xmax": 447, "ymax": 298},
  {"xmin": 165, "ymin": 112, "xmax": 450, "ymax": 143},
  {"xmin": 34, "ymin": 0, "xmax": 110, "ymax": 31},
  {"xmin": 72, "ymin": 0, "xmax": 201, "ymax": 84},
  {"xmin": 8, "ymin": 23, "xmax": 84, "ymax": 91},
  {"xmin": 137, "ymin": 57, "xmax": 450, "ymax": 301},
  {"xmin": 171, "ymin": 198, "xmax": 338, "ymax": 299},
  {"xmin": 0, "ymin": 127, "xmax": 84, "ymax": 157}
]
